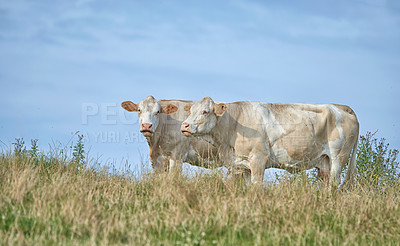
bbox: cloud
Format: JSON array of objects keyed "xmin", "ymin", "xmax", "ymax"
[
  {"xmin": 0, "ymin": 0, "xmax": 399, "ymax": 162},
  {"xmin": 234, "ymin": 0, "xmax": 400, "ymax": 51}
]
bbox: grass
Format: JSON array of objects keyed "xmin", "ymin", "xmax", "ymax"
[{"xmin": 1, "ymin": 134, "xmax": 400, "ymax": 245}]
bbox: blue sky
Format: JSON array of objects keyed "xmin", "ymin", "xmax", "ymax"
[{"xmin": 1, "ymin": 0, "xmax": 399, "ymax": 171}]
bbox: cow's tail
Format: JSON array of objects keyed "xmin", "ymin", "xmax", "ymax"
[{"xmin": 343, "ymin": 134, "xmax": 359, "ymax": 189}]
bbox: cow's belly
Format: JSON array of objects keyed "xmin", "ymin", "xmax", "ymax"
[
  {"xmin": 184, "ymin": 149, "xmax": 224, "ymax": 168},
  {"xmin": 270, "ymin": 144, "xmax": 325, "ymax": 172}
]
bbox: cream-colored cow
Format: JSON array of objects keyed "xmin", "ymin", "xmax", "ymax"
[
  {"xmin": 180, "ymin": 96, "xmax": 359, "ymax": 186},
  {"xmin": 122, "ymin": 96, "xmax": 220, "ymax": 172}
]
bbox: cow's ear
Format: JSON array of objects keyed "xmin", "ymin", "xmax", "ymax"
[
  {"xmin": 214, "ymin": 103, "xmax": 226, "ymax": 116},
  {"xmin": 184, "ymin": 104, "xmax": 191, "ymax": 115},
  {"xmin": 161, "ymin": 104, "xmax": 178, "ymax": 114},
  {"xmin": 121, "ymin": 101, "xmax": 138, "ymax": 112}
]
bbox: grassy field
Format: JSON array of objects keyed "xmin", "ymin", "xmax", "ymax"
[{"xmin": 1, "ymin": 135, "xmax": 400, "ymax": 245}]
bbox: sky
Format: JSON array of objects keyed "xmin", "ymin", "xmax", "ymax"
[{"xmin": 1, "ymin": 0, "xmax": 399, "ymax": 174}]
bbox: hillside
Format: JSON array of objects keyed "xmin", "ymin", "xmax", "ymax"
[{"xmin": 1, "ymin": 133, "xmax": 399, "ymax": 245}]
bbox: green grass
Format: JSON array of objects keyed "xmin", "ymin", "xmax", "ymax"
[
  {"xmin": 1, "ymin": 133, "xmax": 400, "ymax": 245},
  {"xmin": 1, "ymin": 152, "xmax": 400, "ymax": 245}
]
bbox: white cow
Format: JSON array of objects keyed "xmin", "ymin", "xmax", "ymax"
[
  {"xmin": 180, "ymin": 96, "xmax": 359, "ymax": 186},
  {"xmin": 122, "ymin": 96, "xmax": 220, "ymax": 172}
]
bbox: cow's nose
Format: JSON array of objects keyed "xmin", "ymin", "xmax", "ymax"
[
  {"xmin": 141, "ymin": 123, "xmax": 152, "ymax": 131},
  {"xmin": 181, "ymin": 122, "xmax": 190, "ymax": 131}
]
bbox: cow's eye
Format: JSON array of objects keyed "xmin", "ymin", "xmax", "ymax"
[
  {"xmin": 138, "ymin": 109, "xmax": 141, "ymax": 113},
  {"xmin": 156, "ymin": 110, "xmax": 160, "ymax": 115},
  {"xmin": 203, "ymin": 110, "xmax": 208, "ymax": 115}
]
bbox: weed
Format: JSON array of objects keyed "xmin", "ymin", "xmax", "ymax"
[
  {"xmin": 72, "ymin": 134, "xmax": 85, "ymax": 168},
  {"xmin": 29, "ymin": 139, "xmax": 39, "ymax": 158},
  {"xmin": 12, "ymin": 138, "xmax": 26, "ymax": 156},
  {"xmin": 356, "ymin": 131, "xmax": 400, "ymax": 187}
]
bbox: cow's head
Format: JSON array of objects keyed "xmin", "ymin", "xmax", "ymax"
[
  {"xmin": 121, "ymin": 96, "xmax": 178, "ymax": 137},
  {"xmin": 180, "ymin": 96, "xmax": 226, "ymax": 136}
]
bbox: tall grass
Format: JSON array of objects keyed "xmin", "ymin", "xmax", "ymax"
[{"xmin": 1, "ymin": 133, "xmax": 399, "ymax": 245}]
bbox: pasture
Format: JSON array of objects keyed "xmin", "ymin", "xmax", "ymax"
[{"xmin": 0, "ymin": 133, "xmax": 399, "ymax": 245}]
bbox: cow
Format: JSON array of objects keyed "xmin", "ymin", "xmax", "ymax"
[
  {"xmin": 179, "ymin": 96, "xmax": 359, "ymax": 186},
  {"xmin": 121, "ymin": 96, "xmax": 221, "ymax": 172}
]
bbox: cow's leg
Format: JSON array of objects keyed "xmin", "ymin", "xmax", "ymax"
[
  {"xmin": 152, "ymin": 155, "xmax": 169, "ymax": 173},
  {"xmin": 232, "ymin": 169, "xmax": 251, "ymax": 184},
  {"xmin": 243, "ymin": 169, "xmax": 251, "ymax": 184},
  {"xmin": 329, "ymin": 156, "xmax": 342, "ymax": 187},
  {"xmin": 168, "ymin": 159, "xmax": 182, "ymax": 173},
  {"xmin": 249, "ymin": 155, "xmax": 266, "ymax": 184},
  {"xmin": 230, "ymin": 168, "xmax": 247, "ymax": 184}
]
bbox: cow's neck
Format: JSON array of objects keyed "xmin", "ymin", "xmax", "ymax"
[
  {"xmin": 209, "ymin": 102, "xmax": 242, "ymax": 154},
  {"xmin": 145, "ymin": 124, "xmax": 165, "ymax": 152}
]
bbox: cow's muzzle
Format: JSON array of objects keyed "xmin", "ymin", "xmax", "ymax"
[
  {"xmin": 181, "ymin": 122, "xmax": 193, "ymax": 136},
  {"xmin": 140, "ymin": 130, "xmax": 153, "ymax": 137},
  {"xmin": 141, "ymin": 124, "xmax": 153, "ymax": 137}
]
